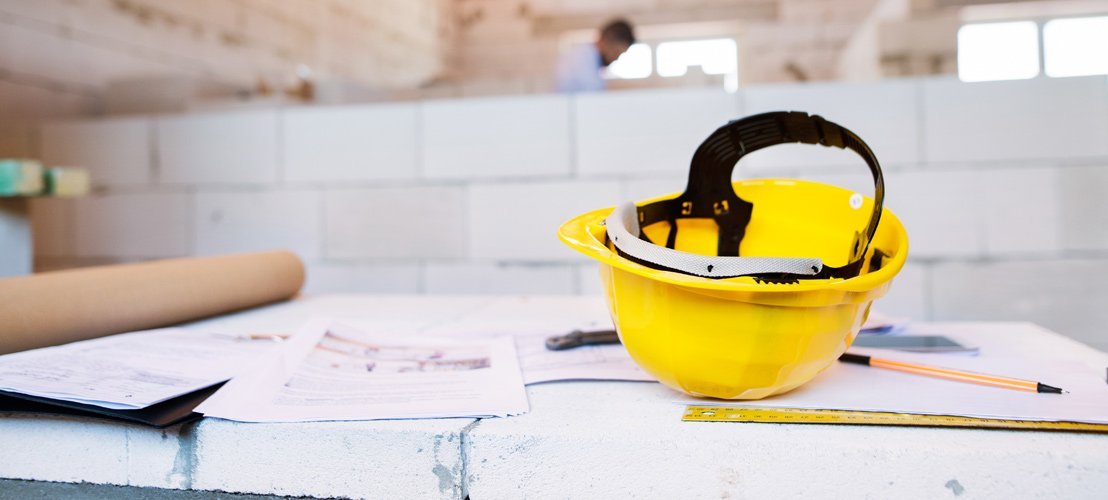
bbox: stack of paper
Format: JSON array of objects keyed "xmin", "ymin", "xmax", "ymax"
[
  {"xmin": 514, "ymin": 332, "xmax": 653, "ymax": 385},
  {"xmin": 416, "ymin": 298, "xmax": 653, "ymax": 385},
  {"xmin": 0, "ymin": 312, "xmax": 650, "ymax": 424},
  {"xmin": 0, "ymin": 329, "xmax": 274, "ymax": 410},
  {"xmin": 197, "ymin": 318, "xmax": 530, "ymax": 422}
]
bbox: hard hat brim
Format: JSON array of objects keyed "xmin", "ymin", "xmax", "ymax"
[{"xmin": 559, "ymin": 179, "xmax": 908, "ymax": 301}]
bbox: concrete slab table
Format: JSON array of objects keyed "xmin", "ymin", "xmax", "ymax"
[
  {"xmin": 0, "ymin": 295, "xmax": 511, "ymax": 499},
  {"xmin": 466, "ymin": 321, "xmax": 1108, "ymax": 499},
  {"xmin": 2, "ymin": 295, "xmax": 1107, "ymax": 498}
]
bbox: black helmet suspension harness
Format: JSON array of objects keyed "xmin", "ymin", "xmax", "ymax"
[{"xmin": 605, "ymin": 111, "xmax": 887, "ymax": 282}]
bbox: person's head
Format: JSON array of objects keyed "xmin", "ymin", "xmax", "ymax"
[{"xmin": 597, "ymin": 19, "xmax": 635, "ymax": 66}]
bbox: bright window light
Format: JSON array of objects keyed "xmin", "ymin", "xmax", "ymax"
[
  {"xmin": 606, "ymin": 43, "xmax": 652, "ymax": 79},
  {"xmin": 957, "ymin": 21, "xmax": 1040, "ymax": 82},
  {"xmin": 1043, "ymin": 16, "xmax": 1108, "ymax": 78},
  {"xmin": 656, "ymin": 38, "xmax": 738, "ymax": 78}
]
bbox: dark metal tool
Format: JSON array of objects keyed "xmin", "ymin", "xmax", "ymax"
[{"xmin": 544, "ymin": 329, "xmax": 621, "ymax": 351}]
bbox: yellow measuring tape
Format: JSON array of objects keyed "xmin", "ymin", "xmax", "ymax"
[{"xmin": 683, "ymin": 406, "xmax": 1108, "ymax": 433}]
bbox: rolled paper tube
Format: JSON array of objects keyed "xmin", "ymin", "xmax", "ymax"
[{"xmin": 0, "ymin": 251, "xmax": 305, "ymax": 354}]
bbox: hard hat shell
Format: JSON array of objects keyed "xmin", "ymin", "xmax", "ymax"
[{"xmin": 559, "ymin": 178, "xmax": 908, "ymax": 399}]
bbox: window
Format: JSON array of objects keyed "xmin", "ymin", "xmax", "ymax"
[
  {"xmin": 957, "ymin": 21, "xmax": 1040, "ymax": 82},
  {"xmin": 606, "ymin": 43, "xmax": 652, "ymax": 79},
  {"xmin": 655, "ymin": 38, "xmax": 738, "ymax": 78},
  {"xmin": 1043, "ymin": 16, "xmax": 1108, "ymax": 78},
  {"xmin": 958, "ymin": 15, "xmax": 1108, "ymax": 82},
  {"xmin": 601, "ymin": 36, "xmax": 740, "ymax": 91}
]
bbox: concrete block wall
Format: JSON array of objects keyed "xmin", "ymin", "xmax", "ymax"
[{"xmin": 27, "ymin": 76, "xmax": 1108, "ymax": 350}]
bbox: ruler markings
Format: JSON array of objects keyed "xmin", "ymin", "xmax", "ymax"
[{"xmin": 682, "ymin": 406, "xmax": 1108, "ymax": 433}]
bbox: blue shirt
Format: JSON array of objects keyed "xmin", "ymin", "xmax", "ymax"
[{"xmin": 555, "ymin": 44, "xmax": 605, "ymax": 93}]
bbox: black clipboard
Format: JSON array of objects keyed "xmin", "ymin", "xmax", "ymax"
[{"xmin": 0, "ymin": 383, "xmax": 223, "ymax": 428}]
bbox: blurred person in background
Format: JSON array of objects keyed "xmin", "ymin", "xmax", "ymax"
[{"xmin": 555, "ymin": 19, "xmax": 635, "ymax": 93}]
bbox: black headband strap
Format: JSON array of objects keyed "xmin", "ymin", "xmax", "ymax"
[{"xmin": 635, "ymin": 111, "xmax": 885, "ymax": 279}]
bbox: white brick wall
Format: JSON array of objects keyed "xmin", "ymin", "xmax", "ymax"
[
  {"xmin": 194, "ymin": 189, "xmax": 322, "ymax": 260},
  {"xmin": 576, "ymin": 262, "xmax": 605, "ymax": 295},
  {"xmin": 156, "ymin": 110, "xmax": 279, "ymax": 185},
  {"xmin": 574, "ymin": 88, "xmax": 739, "ymax": 177},
  {"xmin": 73, "ymin": 192, "xmax": 190, "ymax": 259},
  {"xmin": 1058, "ymin": 165, "xmax": 1108, "ymax": 252},
  {"xmin": 304, "ymin": 262, "xmax": 423, "ymax": 294},
  {"xmin": 467, "ymin": 180, "xmax": 621, "ymax": 260},
  {"xmin": 324, "ymin": 186, "xmax": 467, "ymax": 259},
  {"xmin": 28, "ymin": 75, "xmax": 1108, "ymax": 349},
  {"xmin": 425, "ymin": 262, "xmax": 576, "ymax": 295},
  {"xmin": 931, "ymin": 259, "xmax": 1108, "ymax": 350},
  {"xmin": 875, "ymin": 261, "xmax": 928, "ymax": 321},
  {"xmin": 922, "ymin": 77, "xmax": 1108, "ymax": 163},
  {"xmin": 883, "ymin": 169, "xmax": 986, "ymax": 259},
  {"xmin": 282, "ymin": 104, "xmax": 420, "ymax": 183},
  {"xmin": 420, "ymin": 95, "xmax": 572, "ymax": 179},
  {"xmin": 981, "ymin": 166, "xmax": 1064, "ymax": 255},
  {"xmin": 29, "ymin": 198, "xmax": 74, "ymax": 258},
  {"xmin": 742, "ymin": 80, "xmax": 921, "ymax": 169},
  {"xmin": 39, "ymin": 117, "xmax": 153, "ymax": 187},
  {"xmin": 621, "ymin": 176, "xmax": 687, "ymax": 202}
]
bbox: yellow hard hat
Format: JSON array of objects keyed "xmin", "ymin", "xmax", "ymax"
[{"xmin": 559, "ymin": 111, "xmax": 908, "ymax": 400}]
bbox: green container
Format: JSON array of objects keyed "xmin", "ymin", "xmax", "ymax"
[{"xmin": 0, "ymin": 159, "xmax": 44, "ymax": 196}]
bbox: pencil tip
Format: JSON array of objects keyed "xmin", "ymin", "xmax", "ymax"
[{"xmin": 1037, "ymin": 383, "xmax": 1064, "ymax": 394}]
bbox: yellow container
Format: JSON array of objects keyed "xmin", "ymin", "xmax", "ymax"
[{"xmin": 559, "ymin": 179, "xmax": 908, "ymax": 399}]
